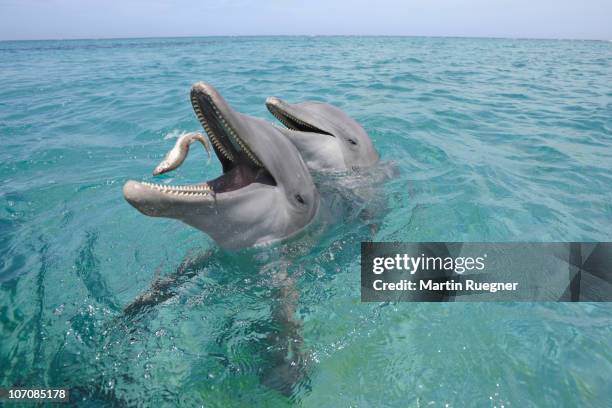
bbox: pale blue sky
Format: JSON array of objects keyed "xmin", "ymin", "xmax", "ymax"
[{"xmin": 1, "ymin": 0, "xmax": 611, "ymax": 41}]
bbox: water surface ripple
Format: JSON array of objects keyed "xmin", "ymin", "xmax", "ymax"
[{"xmin": 1, "ymin": 37, "xmax": 611, "ymax": 406}]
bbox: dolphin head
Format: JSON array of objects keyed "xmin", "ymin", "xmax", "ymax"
[
  {"xmin": 266, "ymin": 97, "xmax": 379, "ymax": 171},
  {"xmin": 123, "ymin": 83, "xmax": 319, "ymax": 249}
]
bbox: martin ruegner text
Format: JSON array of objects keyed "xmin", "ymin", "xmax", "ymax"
[{"xmin": 372, "ymin": 279, "xmax": 518, "ymax": 293}]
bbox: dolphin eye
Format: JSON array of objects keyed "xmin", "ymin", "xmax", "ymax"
[
  {"xmin": 347, "ymin": 138, "xmax": 357, "ymax": 145},
  {"xmin": 295, "ymin": 194, "xmax": 305, "ymax": 204}
]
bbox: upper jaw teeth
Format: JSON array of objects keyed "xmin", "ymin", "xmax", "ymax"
[
  {"xmin": 140, "ymin": 182, "xmax": 213, "ymax": 196},
  {"xmin": 269, "ymin": 106, "xmax": 314, "ymax": 131},
  {"xmin": 190, "ymin": 94, "xmax": 263, "ymax": 167},
  {"xmin": 191, "ymin": 95, "xmax": 235, "ymax": 163}
]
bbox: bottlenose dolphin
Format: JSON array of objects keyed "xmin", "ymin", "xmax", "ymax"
[
  {"xmin": 123, "ymin": 83, "xmax": 319, "ymax": 249},
  {"xmin": 266, "ymin": 97, "xmax": 379, "ymax": 171}
]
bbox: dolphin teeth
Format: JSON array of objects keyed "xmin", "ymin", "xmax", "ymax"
[
  {"xmin": 191, "ymin": 95, "xmax": 235, "ymax": 163},
  {"xmin": 140, "ymin": 181, "xmax": 213, "ymax": 198},
  {"xmin": 269, "ymin": 105, "xmax": 318, "ymax": 132},
  {"xmin": 192, "ymin": 90, "xmax": 265, "ymax": 168}
]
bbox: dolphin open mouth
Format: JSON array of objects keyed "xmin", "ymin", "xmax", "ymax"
[
  {"xmin": 124, "ymin": 84, "xmax": 275, "ymax": 211},
  {"xmin": 266, "ymin": 97, "xmax": 333, "ymax": 136},
  {"xmin": 187, "ymin": 83, "xmax": 275, "ymax": 195}
]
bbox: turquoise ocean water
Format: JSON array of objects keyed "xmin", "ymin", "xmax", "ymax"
[{"xmin": 1, "ymin": 37, "xmax": 611, "ymax": 406}]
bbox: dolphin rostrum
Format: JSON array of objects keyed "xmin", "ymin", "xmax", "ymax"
[
  {"xmin": 266, "ymin": 97, "xmax": 379, "ymax": 171},
  {"xmin": 123, "ymin": 83, "xmax": 320, "ymax": 249}
]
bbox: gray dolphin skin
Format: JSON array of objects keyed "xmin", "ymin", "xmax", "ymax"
[
  {"xmin": 266, "ymin": 97, "xmax": 379, "ymax": 171},
  {"xmin": 123, "ymin": 83, "xmax": 319, "ymax": 249}
]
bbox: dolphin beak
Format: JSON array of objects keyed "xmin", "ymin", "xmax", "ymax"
[
  {"xmin": 123, "ymin": 180, "xmax": 162, "ymax": 216},
  {"xmin": 266, "ymin": 97, "xmax": 287, "ymax": 113},
  {"xmin": 123, "ymin": 180, "xmax": 144, "ymax": 204},
  {"xmin": 123, "ymin": 179, "xmax": 215, "ymax": 218},
  {"xmin": 265, "ymin": 96, "xmax": 282, "ymax": 106}
]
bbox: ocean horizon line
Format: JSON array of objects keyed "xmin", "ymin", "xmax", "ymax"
[{"xmin": 1, "ymin": 33, "xmax": 610, "ymax": 43}]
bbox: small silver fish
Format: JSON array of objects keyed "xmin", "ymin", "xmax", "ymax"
[{"xmin": 153, "ymin": 132, "xmax": 211, "ymax": 176}]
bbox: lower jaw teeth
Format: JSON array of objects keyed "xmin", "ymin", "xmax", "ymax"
[{"xmin": 141, "ymin": 181, "xmax": 213, "ymax": 196}]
